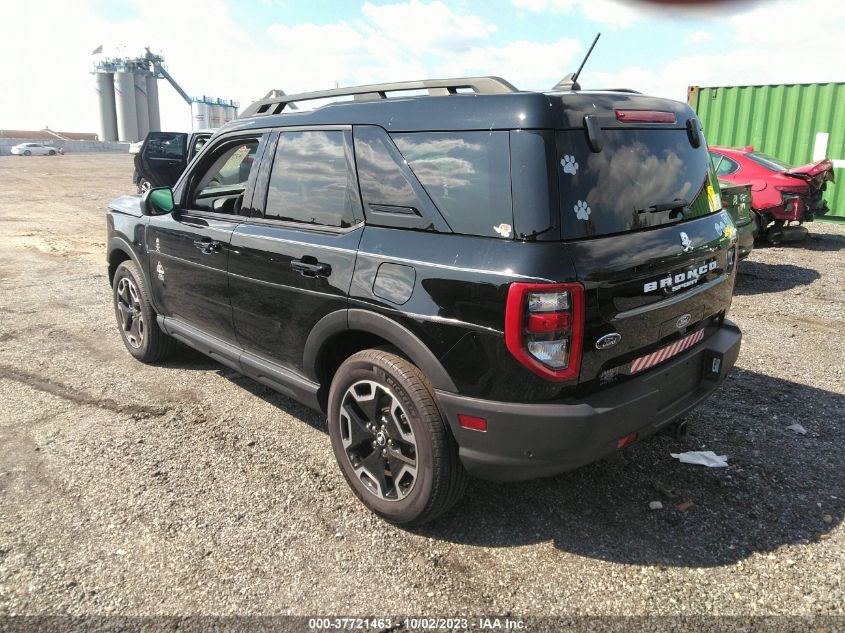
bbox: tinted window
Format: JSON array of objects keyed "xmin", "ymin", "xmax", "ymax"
[
  {"xmin": 558, "ymin": 129, "xmax": 721, "ymax": 238},
  {"xmin": 747, "ymin": 152, "xmax": 792, "ymax": 172},
  {"xmin": 265, "ymin": 131, "xmax": 357, "ymax": 227},
  {"xmin": 145, "ymin": 133, "xmax": 187, "ymax": 160},
  {"xmin": 190, "ymin": 139, "xmax": 259, "ymax": 213},
  {"xmin": 392, "ymin": 132, "xmax": 513, "ymax": 237}
]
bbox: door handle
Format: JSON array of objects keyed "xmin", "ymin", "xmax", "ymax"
[
  {"xmin": 193, "ymin": 239, "xmax": 222, "ymax": 255},
  {"xmin": 291, "ymin": 258, "xmax": 331, "ymax": 277}
]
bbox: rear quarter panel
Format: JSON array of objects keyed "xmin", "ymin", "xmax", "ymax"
[{"xmin": 351, "ymin": 227, "xmax": 580, "ymax": 402}]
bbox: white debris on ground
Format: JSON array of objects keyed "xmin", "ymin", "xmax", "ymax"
[{"xmin": 670, "ymin": 451, "xmax": 729, "ymax": 468}]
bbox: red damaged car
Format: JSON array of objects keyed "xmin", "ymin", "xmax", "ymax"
[{"xmin": 710, "ymin": 145, "xmax": 835, "ymax": 244}]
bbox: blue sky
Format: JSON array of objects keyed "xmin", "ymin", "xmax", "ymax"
[{"xmin": 1, "ymin": 0, "xmax": 842, "ymax": 133}]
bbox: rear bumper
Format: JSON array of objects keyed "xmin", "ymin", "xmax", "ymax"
[{"xmin": 437, "ymin": 320, "xmax": 741, "ymax": 481}]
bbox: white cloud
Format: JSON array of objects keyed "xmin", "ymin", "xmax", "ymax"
[
  {"xmin": 1, "ymin": 0, "xmax": 841, "ymax": 136},
  {"xmin": 585, "ymin": 0, "xmax": 843, "ymax": 102},
  {"xmin": 362, "ymin": 1, "xmax": 496, "ymax": 53},
  {"xmin": 512, "ymin": 0, "xmax": 642, "ymax": 29},
  {"xmin": 688, "ymin": 30, "xmax": 713, "ymax": 43}
]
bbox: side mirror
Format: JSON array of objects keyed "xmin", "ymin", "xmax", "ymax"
[{"xmin": 141, "ymin": 187, "xmax": 175, "ymax": 216}]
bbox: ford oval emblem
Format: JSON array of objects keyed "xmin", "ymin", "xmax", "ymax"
[
  {"xmin": 676, "ymin": 313, "xmax": 692, "ymax": 329},
  {"xmin": 595, "ymin": 333, "xmax": 622, "ymax": 350}
]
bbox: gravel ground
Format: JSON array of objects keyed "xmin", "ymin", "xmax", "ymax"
[{"xmin": 0, "ymin": 154, "xmax": 843, "ymax": 624}]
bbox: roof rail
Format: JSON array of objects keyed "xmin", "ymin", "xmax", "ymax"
[{"xmin": 241, "ymin": 76, "xmax": 519, "ymax": 118}]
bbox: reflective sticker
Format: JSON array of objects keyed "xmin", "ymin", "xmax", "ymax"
[
  {"xmin": 493, "ymin": 223, "xmax": 512, "ymax": 238},
  {"xmin": 561, "ymin": 154, "xmax": 579, "ymax": 175},
  {"xmin": 155, "ymin": 238, "xmax": 160, "ymax": 252},
  {"xmin": 156, "ymin": 261, "xmax": 165, "ymax": 282},
  {"xmin": 574, "ymin": 200, "xmax": 591, "ymax": 221},
  {"xmin": 706, "ymin": 183, "xmax": 721, "ymax": 212}
]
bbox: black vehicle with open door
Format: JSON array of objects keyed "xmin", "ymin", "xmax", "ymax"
[
  {"xmin": 132, "ymin": 130, "xmax": 213, "ymax": 194},
  {"xmin": 107, "ymin": 71, "xmax": 742, "ymax": 526}
]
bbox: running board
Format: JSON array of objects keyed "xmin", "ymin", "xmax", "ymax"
[{"xmin": 158, "ymin": 316, "xmax": 322, "ymax": 412}]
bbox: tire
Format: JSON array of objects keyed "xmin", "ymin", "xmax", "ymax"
[
  {"xmin": 138, "ymin": 179, "xmax": 152, "ymax": 195},
  {"xmin": 328, "ymin": 349, "xmax": 468, "ymax": 526},
  {"xmin": 112, "ymin": 260, "xmax": 176, "ymax": 362},
  {"xmin": 24, "ymin": 150, "xmax": 31, "ymax": 156},
  {"xmin": 48, "ymin": 150, "xmax": 56, "ymax": 156}
]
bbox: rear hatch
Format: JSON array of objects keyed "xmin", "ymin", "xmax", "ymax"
[{"xmin": 553, "ymin": 96, "xmax": 738, "ymax": 387}]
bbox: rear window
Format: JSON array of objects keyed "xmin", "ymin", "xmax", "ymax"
[
  {"xmin": 391, "ymin": 131, "xmax": 513, "ymax": 237},
  {"xmin": 558, "ymin": 129, "xmax": 721, "ymax": 239},
  {"xmin": 747, "ymin": 152, "xmax": 792, "ymax": 172}
]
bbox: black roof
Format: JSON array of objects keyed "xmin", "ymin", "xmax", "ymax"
[{"xmin": 224, "ymin": 77, "xmax": 696, "ymax": 134}]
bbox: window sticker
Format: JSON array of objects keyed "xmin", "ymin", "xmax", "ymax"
[
  {"xmin": 493, "ymin": 223, "xmax": 512, "ymax": 238},
  {"xmin": 574, "ymin": 200, "xmax": 591, "ymax": 221},
  {"xmin": 561, "ymin": 154, "xmax": 579, "ymax": 175}
]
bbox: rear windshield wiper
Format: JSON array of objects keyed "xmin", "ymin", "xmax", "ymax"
[{"xmin": 635, "ymin": 198, "xmax": 690, "ymax": 217}]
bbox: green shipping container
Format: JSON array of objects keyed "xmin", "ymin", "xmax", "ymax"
[{"xmin": 688, "ymin": 82, "xmax": 845, "ymax": 218}]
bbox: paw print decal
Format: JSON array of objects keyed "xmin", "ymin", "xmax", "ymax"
[
  {"xmin": 561, "ymin": 154, "xmax": 579, "ymax": 175},
  {"xmin": 574, "ymin": 200, "xmax": 591, "ymax": 221}
]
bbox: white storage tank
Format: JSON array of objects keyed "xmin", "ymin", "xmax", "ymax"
[
  {"xmin": 146, "ymin": 75, "xmax": 161, "ymax": 132},
  {"xmin": 191, "ymin": 99, "xmax": 208, "ymax": 131},
  {"xmin": 94, "ymin": 71, "xmax": 118, "ymax": 142},
  {"xmin": 113, "ymin": 69, "xmax": 139, "ymax": 142},
  {"xmin": 134, "ymin": 71, "xmax": 150, "ymax": 140}
]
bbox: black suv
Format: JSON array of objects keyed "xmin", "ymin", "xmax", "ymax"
[{"xmin": 107, "ymin": 77, "xmax": 742, "ymax": 525}]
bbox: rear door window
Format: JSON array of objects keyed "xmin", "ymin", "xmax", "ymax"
[
  {"xmin": 264, "ymin": 130, "xmax": 359, "ymax": 228},
  {"xmin": 144, "ymin": 132, "xmax": 187, "ymax": 160},
  {"xmin": 557, "ymin": 129, "xmax": 721, "ymax": 239},
  {"xmin": 391, "ymin": 131, "xmax": 513, "ymax": 238}
]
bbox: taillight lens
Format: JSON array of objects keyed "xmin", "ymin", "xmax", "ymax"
[
  {"xmin": 505, "ymin": 282, "xmax": 585, "ymax": 381},
  {"xmin": 615, "ymin": 110, "xmax": 677, "ymax": 124}
]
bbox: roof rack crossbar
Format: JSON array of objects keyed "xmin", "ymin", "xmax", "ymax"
[{"xmin": 241, "ymin": 76, "xmax": 518, "ymax": 118}]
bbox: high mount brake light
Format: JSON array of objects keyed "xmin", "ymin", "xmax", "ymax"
[
  {"xmin": 505, "ymin": 282, "xmax": 584, "ymax": 382},
  {"xmin": 615, "ymin": 110, "xmax": 677, "ymax": 124}
]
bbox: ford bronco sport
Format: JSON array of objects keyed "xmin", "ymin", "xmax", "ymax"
[{"xmin": 106, "ymin": 76, "xmax": 742, "ymax": 525}]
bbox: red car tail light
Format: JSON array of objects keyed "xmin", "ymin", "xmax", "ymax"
[
  {"xmin": 615, "ymin": 110, "xmax": 677, "ymax": 124},
  {"xmin": 505, "ymin": 282, "xmax": 584, "ymax": 382}
]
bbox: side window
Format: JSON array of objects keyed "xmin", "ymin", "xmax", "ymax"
[
  {"xmin": 391, "ymin": 131, "xmax": 513, "ymax": 238},
  {"xmin": 189, "ymin": 138, "xmax": 260, "ymax": 213},
  {"xmin": 145, "ymin": 133, "xmax": 186, "ymax": 160},
  {"xmin": 264, "ymin": 130, "xmax": 358, "ymax": 227},
  {"xmin": 193, "ymin": 135, "xmax": 209, "ymax": 155},
  {"xmin": 713, "ymin": 153, "xmax": 739, "ymax": 176}
]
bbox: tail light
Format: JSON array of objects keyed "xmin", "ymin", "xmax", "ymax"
[
  {"xmin": 505, "ymin": 282, "xmax": 584, "ymax": 382},
  {"xmin": 615, "ymin": 110, "xmax": 676, "ymax": 124}
]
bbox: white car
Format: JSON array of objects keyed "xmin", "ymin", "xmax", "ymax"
[{"xmin": 10, "ymin": 142, "xmax": 59, "ymax": 156}]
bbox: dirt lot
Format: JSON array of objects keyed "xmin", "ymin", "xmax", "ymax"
[{"xmin": 0, "ymin": 154, "xmax": 843, "ymax": 621}]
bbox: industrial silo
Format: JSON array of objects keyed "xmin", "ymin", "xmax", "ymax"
[
  {"xmin": 146, "ymin": 74, "xmax": 161, "ymax": 132},
  {"xmin": 113, "ymin": 67, "xmax": 139, "ymax": 142},
  {"xmin": 134, "ymin": 70, "xmax": 150, "ymax": 140},
  {"xmin": 227, "ymin": 105, "xmax": 238, "ymax": 123},
  {"xmin": 221, "ymin": 102, "xmax": 232, "ymax": 125},
  {"xmin": 191, "ymin": 99, "xmax": 208, "ymax": 130},
  {"xmin": 93, "ymin": 71, "xmax": 118, "ymax": 142},
  {"xmin": 209, "ymin": 102, "xmax": 223, "ymax": 128}
]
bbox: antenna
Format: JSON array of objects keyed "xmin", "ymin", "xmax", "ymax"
[{"xmin": 551, "ymin": 32, "xmax": 601, "ymax": 92}]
